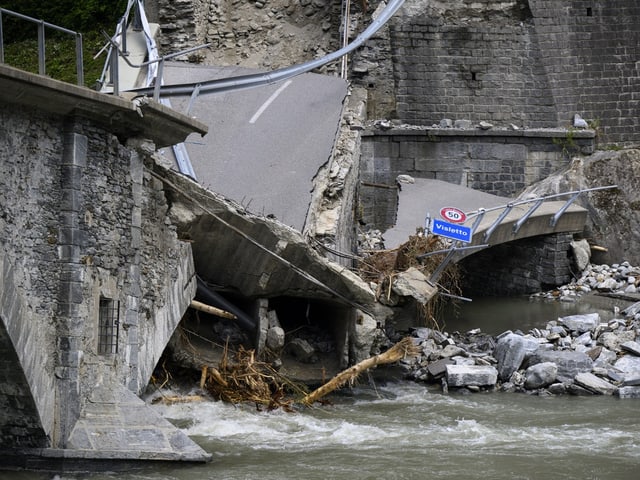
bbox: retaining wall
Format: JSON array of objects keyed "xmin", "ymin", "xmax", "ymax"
[{"xmin": 388, "ymin": 0, "xmax": 640, "ymax": 146}]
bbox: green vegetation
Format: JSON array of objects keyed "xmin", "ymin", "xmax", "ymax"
[
  {"xmin": 552, "ymin": 128, "xmax": 578, "ymax": 158},
  {"xmin": 1, "ymin": 0, "xmax": 128, "ymax": 87}
]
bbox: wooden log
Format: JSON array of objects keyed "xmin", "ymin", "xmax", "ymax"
[
  {"xmin": 190, "ymin": 299, "xmax": 237, "ymax": 320},
  {"xmin": 302, "ymin": 337, "xmax": 420, "ymax": 405}
]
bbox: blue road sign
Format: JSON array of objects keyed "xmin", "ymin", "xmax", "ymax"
[{"xmin": 432, "ymin": 219, "xmax": 472, "ymax": 243}]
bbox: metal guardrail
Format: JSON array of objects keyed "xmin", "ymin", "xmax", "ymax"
[
  {"xmin": 123, "ymin": 0, "xmax": 407, "ymax": 103},
  {"xmin": 0, "ymin": 7, "xmax": 84, "ymax": 86}
]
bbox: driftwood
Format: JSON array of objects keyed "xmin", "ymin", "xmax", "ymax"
[
  {"xmin": 190, "ymin": 300, "xmax": 237, "ymax": 320},
  {"xmin": 302, "ymin": 337, "xmax": 420, "ymax": 405}
]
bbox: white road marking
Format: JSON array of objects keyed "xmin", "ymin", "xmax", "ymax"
[{"xmin": 249, "ymin": 80, "xmax": 293, "ymax": 124}]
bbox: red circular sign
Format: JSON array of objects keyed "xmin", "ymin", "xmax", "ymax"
[{"xmin": 440, "ymin": 207, "xmax": 467, "ymax": 223}]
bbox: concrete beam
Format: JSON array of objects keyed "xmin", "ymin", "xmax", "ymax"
[{"xmin": 0, "ymin": 64, "xmax": 207, "ymax": 148}]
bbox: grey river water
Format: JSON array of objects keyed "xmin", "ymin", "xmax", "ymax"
[{"xmin": 5, "ymin": 295, "xmax": 640, "ymax": 480}]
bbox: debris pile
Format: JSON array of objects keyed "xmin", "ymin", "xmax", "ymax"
[
  {"xmin": 531, "ymin": 261, "xmax": 640, "ymax": 302},
  {"xmin": 201, "ymin": 344, "xmax": 306, "ymax": 411},
  {"xmin": 402, "ymin": 301, "xmax": 640, "ymax": 398},
  {"xmin": 357, "ymin": 232, "xmax": 461, "ymax": 325}
]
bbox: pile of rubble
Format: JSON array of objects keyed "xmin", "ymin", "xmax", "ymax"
[
  {"xmin": 403, "ymin": 303, "xmax": 640, "ymax": 398},
  {"xmin": 531, "ymin": 261, "xmax": 640, "ymax": 303},
  {"xmin": 400, "ymin": 259, "xmax": 640, "ymax": 400}
]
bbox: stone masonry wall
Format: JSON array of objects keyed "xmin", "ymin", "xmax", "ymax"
[
  {"xmin": 527, "ymin": 0, "xmax": 640, "ymax": 146},
  {"xmin": 388, "ymin": 0, "xmax": 640, "ymax": 146},
  {"xmin": 391, "ymin": 1, "xmax": 555, "ymax": 128},
  {"xmin": 0, "ymin": 105, "xmax": 195, "ymax": 448},
  {"xmin": 359, "ymin": 127, "xmax": 595, "ymax": 230},
  {"xmin": 459, "ymin": 233, "xmax": 575, "ymax": 296}
]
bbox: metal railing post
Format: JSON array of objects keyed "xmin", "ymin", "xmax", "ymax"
[
  {"xmin": 0, "ymin": 10, "xmax": 4, "ymax": 64},
  {"xmin": 111, "ymin": 46, "xmax": 119, "ymax": 96},
  {"xmin": 75, "ymin": 33, "xmax": 84, "ymax": 86},
  {"xmin": 120, "ymin": 17, "xmax": 129, "ymax": 56},
  {"xmin": 153, "ymin": 57, "xmax": 163, "ymax": 101},
  {"xmin": 37, "ymin": 20, "xmax": 46, "ymax": 76}
]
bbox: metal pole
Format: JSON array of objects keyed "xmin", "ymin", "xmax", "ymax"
[
  {"xmin": 550, "ymin": 192, "xmax": 580, "ymax": 228},
  {"xmin": 513, "ymin": 198, "xmax": 543, "ymax": 234},
  {"xmin": 111, "ymin": 46, "xmax": 119, "ymax": 96},
  {"xmin": 0, "ymin": 10, "xmax": 4, "ymax": 64},
  {"xmin": 37, "ymin": 20, "xmax": 46, "ymax": 76},
  {"xmin": 483, "ymin": 203, "xmax": 514, "ymax": 243},
  {"xmin": 75, "ymin": 33, "xmax": 84, "ymax": 86}
]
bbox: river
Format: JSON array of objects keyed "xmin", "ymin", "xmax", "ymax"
[{"xmin": 5, "ymin": 295, "xmax": 640, "ymax": 480}]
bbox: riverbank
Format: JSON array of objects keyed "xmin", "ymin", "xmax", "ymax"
[{"xmin": 400, "ymin": 262, "xmax": 640, "ymax": 398}]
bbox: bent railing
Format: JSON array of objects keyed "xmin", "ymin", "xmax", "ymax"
[
  {"xmin": 0, "ymin": 7, "xmax": 84, "ymax": 86},
  {"xmin": 121, "ymin": 0, "xmax": 407, "ymax": 103},
  {"xmin": 422, "ymin": 185, "xmax": 618, "ymax": 289}
]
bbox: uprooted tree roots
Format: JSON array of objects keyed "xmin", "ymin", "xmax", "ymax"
[
  {"xmin": 190, "ymin": 337, "xmax": 421, "ymax": 410},
  {"xmin": 201, "ymin": 344, "xmax": 308, "ymax": 411}
]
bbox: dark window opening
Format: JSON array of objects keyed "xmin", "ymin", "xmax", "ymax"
[
  {"xmin": 98, "ymin": 297, "xmax": 120, "ymax": 354},
  {"xmin": 471, "ymin": 72, "xmax": 477, "ymax": 81},
  {"xmin": 586, "ymin": 7, "xmax": 593, "ymax": 16}
]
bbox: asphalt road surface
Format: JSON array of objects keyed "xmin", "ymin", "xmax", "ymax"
[{"xmin": 158, "ymin": 62, "xmax": 348, "ymax": 231}]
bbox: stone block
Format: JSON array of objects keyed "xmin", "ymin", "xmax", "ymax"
[
  {"xmin": 620, "ymin": 341, "xmax": 640, "ymax": 357},
  {"xmin": 574, "ymin": 372, "xmax": 618, "ymax": 395},
  {"xmin": 446, "ymin": 364, "xmax": 497, "ymax": 387}
]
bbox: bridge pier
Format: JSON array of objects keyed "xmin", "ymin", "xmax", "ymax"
[{"xmin": 0, "ymin": 65, "xmax": 211, "ymax": 467}]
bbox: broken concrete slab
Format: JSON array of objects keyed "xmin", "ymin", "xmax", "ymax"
[{"xmin": 391, "ymin": 267, "xmax": 438, "ymax": 304}]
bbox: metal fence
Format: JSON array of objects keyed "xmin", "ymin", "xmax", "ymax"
[{"xmin": 0, "ymin": 7, "xmax": 84, "ymax": 86}]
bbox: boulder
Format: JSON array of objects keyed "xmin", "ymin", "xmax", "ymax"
[
  {"xmin": 618, "ymin": 386, "xmax": 640, "ymax": 399},
  {"xmin": 620, "ymin": 341, "xmax": 640, "ymax": 356},
  {"xmin": 494, "ymin": 333, "xmax": 538, "ymax": 381},
  {"xmin": 558, "ymin": 313, "xmax": 599, "ymax": 334},
  {"xmin": 570, "ymin": 239, "xmax": 591, "ymax": 271},
  {"xmin": 524, "ymin": 362, "xmax": 558, "ymax": 389},
  {"xmin": 614, "ymin": 355, "xmax": 640, "ymax": 381},
  {"xmin": 266, "ymin": 326, "xmax": 285, "ymax": 351},
  {"xmin": 445, "ymin": 365, "xmax": 498, "ymax": 387},
  {"xmin": 440, "ymin": 344, "xmax": 466, "ymax": 358},
  {"xmin": 527, "ymin": 350, "xmax": 593, "ymax": 383},
  {"xmin": 598, "ymin": 331, "xmax": 636, "ymax": 351}
]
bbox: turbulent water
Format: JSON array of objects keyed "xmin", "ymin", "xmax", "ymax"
[
  {"xmin": 6, "ymin": 295, "xmax": 640, "ymax": 480},
  {"xmin": 10, "ymin": 382, "xmax": 639, "ymax": 480}
]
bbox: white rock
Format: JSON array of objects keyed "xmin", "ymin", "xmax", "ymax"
[{"xmin": 445, "ymin": 365, "xmax": 498, "ymax": 387}]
